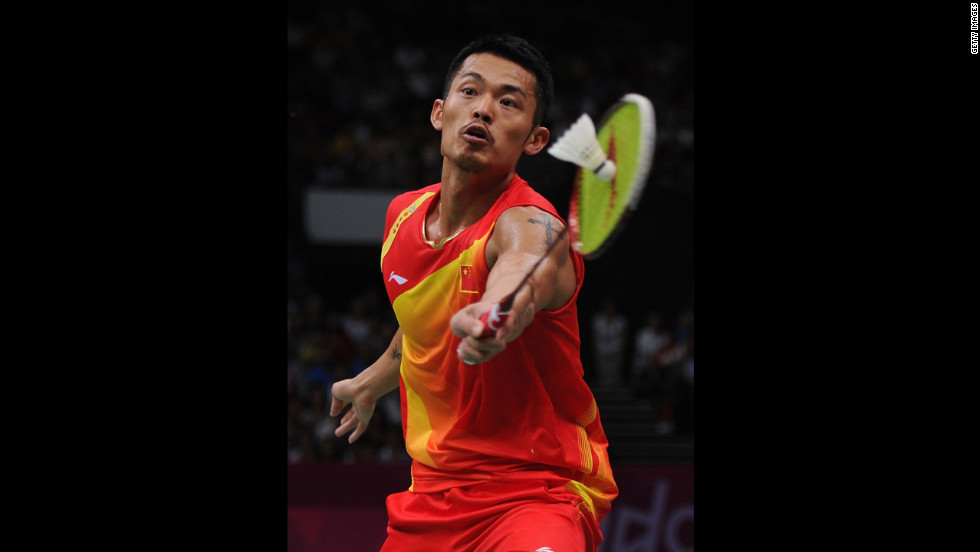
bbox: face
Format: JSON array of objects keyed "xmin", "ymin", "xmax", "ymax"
[{"xmin": 431, "ymin": 53, "xmax": 549, "ymax": 175}]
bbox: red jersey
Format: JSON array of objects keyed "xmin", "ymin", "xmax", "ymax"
[{"xmin": 379, "ymin": 174, "xmax": 618, "ymax": 525}]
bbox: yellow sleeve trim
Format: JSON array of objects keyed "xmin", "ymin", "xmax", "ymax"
[{"xmin": 380, "ymin": 192, "xmax": 435, "ymax": 269}]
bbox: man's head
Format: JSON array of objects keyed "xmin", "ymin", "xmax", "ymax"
[
  {"xmin": 432, "ymin": 35, "xmax": 553, "ymax": 176},
  {"xmin": 442, "ymin": 34, "xmax": 553, "ymax": 128}
]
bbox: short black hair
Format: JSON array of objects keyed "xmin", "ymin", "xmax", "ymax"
[{"xmin": 442, "ymin": 34, "xmax": 554, "ymax": 128}]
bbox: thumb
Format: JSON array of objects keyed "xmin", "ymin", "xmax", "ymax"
[{"xmin": 451, "ymin": 303, "xmax": 481, "ymax": 338}]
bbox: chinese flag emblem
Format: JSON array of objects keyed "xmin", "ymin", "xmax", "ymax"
[{"xmin": 460, "ymin": 265, "xmax": 479, "ymax": 293}]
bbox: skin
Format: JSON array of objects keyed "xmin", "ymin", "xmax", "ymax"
[{"xmin": 331, "ymin": 52, "xmax": 577, "ymax": 443}]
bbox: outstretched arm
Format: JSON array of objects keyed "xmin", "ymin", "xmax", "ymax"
[
  {"xmin": 451, "ymin": 206, "xmax": 576, "ymax": 365},
  {"xmin": 330, "ymin": 327, "xmax": 403, "ymax": 443}
]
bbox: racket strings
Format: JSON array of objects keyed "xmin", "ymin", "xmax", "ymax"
[{"xmin": 577, "ymin": 104, "xmax": 644, "ymax": 253}]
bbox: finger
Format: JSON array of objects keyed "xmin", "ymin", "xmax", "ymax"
[
  {"xmin": 457, "ymin": 341, "xmax": 477, "ymax": 365},
  {"xmin": 335, "ymin": 418, "xmax": 353, "ymax": 437},
  {"xmin": 329, "ymin": 382, "xmax": 351, "ymax": 416},
  {"xmin": 467, "ymin": 334, "xmax": 506, "ymax": 353},
  {"xmin": 451, "ymin": 321, "xmax": 469, "ymax": 339},
  {"xmin": 458, "ymin": 336, "xmax": 505, "ymax": 365},
  {"xmin": 348, "ymin": 422, "xmax": 368, "ymax": 444},
  {"xmin": 335, "ymin": 409, "xmax": 357, "ymax": 436},
  {"xmin": 451, "ymin": 312, "xmax": 485, "ymax": 339},
  {"xmin": 348, "ymin": 407, "xmax": 375, "ymax": 443},
  {"xmin": 329, "ymin": 397, "xmax": 347, "ymax": 417},
  {"xmin": 331, "ymin": 400, "xmax": 353, "ymax": 420},
  {"xmin": 457, "ymin": 338, "xmax": 496, "ymax": 364}
]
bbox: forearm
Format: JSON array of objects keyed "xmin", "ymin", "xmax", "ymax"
[
  {"xmin": 352, "ymin": 327, "xmax": 403, "ymax": 399},
  {"xmin": 483, "ymin": 259, "xmax": 555, "ymax": 316},
  {"xmin": 482, "ymin": 206, "xmax": 573, "ymax": 315},
  {"xmin": 330, "ymin": 327, "xmax": 403, "ymax": 443},
  {"xmin": 484, "ymin": 235, "xmax": 572, "ymax": 318}
]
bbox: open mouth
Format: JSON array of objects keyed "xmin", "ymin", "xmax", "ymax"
[{"xmin": 462, "ymin": 125, "xmax": 490, "ymax": 144}]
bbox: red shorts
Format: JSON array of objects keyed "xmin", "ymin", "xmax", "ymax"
[{"xmin": 380, "ymin": 479, "xmax": 602, "ymax": 552}]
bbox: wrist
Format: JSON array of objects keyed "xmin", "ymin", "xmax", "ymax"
[{"xmin": 355, "ymin": 357, "xmax": 401, "ymax": 400}]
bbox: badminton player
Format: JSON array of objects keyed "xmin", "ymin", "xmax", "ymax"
[{"xmin": 329, "ymin": 34, "xmax": 618, "ymax": 552}]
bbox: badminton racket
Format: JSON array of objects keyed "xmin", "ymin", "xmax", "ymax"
[{"xmin": 477, "ymin": 93, "xmax": 657, "ymax": 337}]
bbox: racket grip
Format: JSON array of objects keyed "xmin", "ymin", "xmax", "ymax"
[{"xmin": 478, "ymin": 303, "xmax": 509, "ymax": 337}]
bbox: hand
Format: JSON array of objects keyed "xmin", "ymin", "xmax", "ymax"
[
  {"xmin": 450, "ymin": 299, "xmax": 532, "ymax": 365},
  {"xmin": 329, "ymin": 378, "xmax": 376, "ymax": 444}
]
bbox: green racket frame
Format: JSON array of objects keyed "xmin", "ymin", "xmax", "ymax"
[{"xmin": 568, "ymin": 93, "xmax": 656, "ymax": 259}]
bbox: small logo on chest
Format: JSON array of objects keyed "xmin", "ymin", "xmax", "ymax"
[{"xmin": 389, "ymin": 271, "xmax": 408, "ymax": 285}]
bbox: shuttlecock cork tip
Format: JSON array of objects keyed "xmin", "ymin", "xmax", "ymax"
[{"xmin": 595, "ymin": 159, "xmax": 616, "ymax": 181}]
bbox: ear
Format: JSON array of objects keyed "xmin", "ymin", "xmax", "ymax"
[
  {"xmin": 430, "ymin": 99, "xmax": 444, "ymax": 131},
  {"xmin": 523, "ymin": 126, "xmax": 550, "ymax": 155}
]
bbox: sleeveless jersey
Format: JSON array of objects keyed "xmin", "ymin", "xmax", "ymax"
[{"xmin": 379, "ymin": 174, "xmax": 618, "ymax": 524}]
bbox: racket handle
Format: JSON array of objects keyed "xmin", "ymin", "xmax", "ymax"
[{"xmin": 478, "ymin": 303, "xmax": 509, "ymax": 337}]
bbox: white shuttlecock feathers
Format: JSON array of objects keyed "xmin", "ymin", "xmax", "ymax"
[{"xmin": 547, "ymin": 114, "xmax": 616, "ymax": 181}]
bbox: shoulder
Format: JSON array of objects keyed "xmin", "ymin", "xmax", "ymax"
[
  {"xmin": 489, "ymin": 176, "xmax": 568, "ymax": 252},
  {"xmin": 389, "ymin": 183, "xmax": 440, "ymax": 210},
  {"xmin": 386, "ymin": 183, "xmax": 440, "ymax": 223},
  {"xmin": 488, "ymin": 205, "xmax": 569, "ymax": 264},
  {"xmin": 496, "ymin": 204, "xmax": 565, "ymax": 234},
  {"xmin": 498, "ymin": 176, "xmax": 560, "ymax": 218}
]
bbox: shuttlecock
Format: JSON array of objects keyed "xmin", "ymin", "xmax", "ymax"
[{"xmin": 547, "ymin": 114, "xmax": 616, "ymax": 181}]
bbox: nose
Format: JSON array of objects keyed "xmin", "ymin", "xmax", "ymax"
[{"xmin": 472, "ymin": 98, "xmax": 492, "ymax": 123}]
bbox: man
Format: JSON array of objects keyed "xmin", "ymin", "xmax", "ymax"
[{"xmin": 330, "ymin": 34, "xmax": 618, "ymax": 552}]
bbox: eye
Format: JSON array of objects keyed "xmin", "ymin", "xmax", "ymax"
[
  {"xmin": 501, "ymin": 98, "xmax": 517, "ymax": 107},
  {"xmin": 462, "ymin": 87, "xmax": 477, "ymax": 96}
]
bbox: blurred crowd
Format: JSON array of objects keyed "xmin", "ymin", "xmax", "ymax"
[
  {"xmin": 591, "ymin": 300, "xmax": 694, "ymax": 436},
  {"xmin": 287, "ymin": 3, "xmax": 694, "ymax": 464},
  {"xmin": 287, "ymin": 245, "xmax": 407, "ymax": 464},
  {"xmin": 288, "ymin": 2, "xmax": 693, "ymax": 199}
]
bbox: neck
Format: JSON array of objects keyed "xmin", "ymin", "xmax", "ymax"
[{"xmin": 426, "ymin": 168, "xmax": 515, "ymax": 246}]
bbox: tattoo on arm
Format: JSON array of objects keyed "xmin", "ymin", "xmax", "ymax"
[
  {"xmin": 527, "ymin": 215, "xmax": 559, "ymax": 246},
  {"xmin": 392, "ymin": 346, "xmax": 402, "ymax": 360}
]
